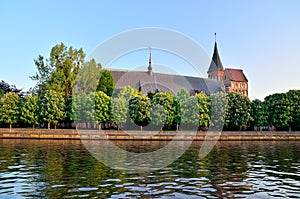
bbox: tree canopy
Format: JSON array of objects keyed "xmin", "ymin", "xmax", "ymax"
[
  {"xmin": 97, "ymin": 69, "xmax": 115, "ymax": 97},
  {"xmin": 0, "ymin": 92, "xmax": 20, "ymax": 128}
]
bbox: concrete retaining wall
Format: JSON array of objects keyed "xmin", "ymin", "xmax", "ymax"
[{"xmin": 0, "ymin": 128, "xmax": 300, "ymax": 141}]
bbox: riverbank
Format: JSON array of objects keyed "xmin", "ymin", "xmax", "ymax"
[{"xmin": 1, "ymin": 128, "xmax": 300, "ymax": 141}]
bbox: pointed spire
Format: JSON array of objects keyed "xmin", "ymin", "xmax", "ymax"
[
  {"xmin": 207, "ymin": 40, "xmax": 224, "ymax": 73},
  {"xmin": 148, "ymin": 47, "xmax": 152, "ymax": 76}
]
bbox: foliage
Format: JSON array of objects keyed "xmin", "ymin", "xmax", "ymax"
[
  {"xmin": 151, "ymin": 92, "xmax": 176, "ymax": 127},
  {"xmin": 264, "ymin": 92, "xmax": 291, "ymax": 130},
  {"xmin": 111, "ymin": 86, "xmax": 139, "ymax": 129},
  {"xmin": 0, "ymin": 80, "xmax": 22, "ymax": 95},
  {"xmin": 71, "ymin": 93, "xmax": 86, "ymax": 128},
  {"xmin": 208, "ymin": 92, "xmax": 227, "ymax": 130},
  {"xmin": 111, "ymin": 97, "xmax": 127, "ymax": 129},
  {"xmin": 84, "ymin": 92, "xmax": 97, "ymax": 125},
  {"xmin": 250, "ymin": 99, "xmax": 268, "ymax": 127},
  {"xmin": 97, "ymin": 70, "xmax": 115, "ymax": 97},
  {"xmin": 39, "ymin": 90, "xmax": 65, "ymax": 129},
  {"xmin": 20, "ymin": 94, "xmax": 39, "ymax": 128},
  {"xmin": 225, "ymin": 92, "xmax": 251, "ymax": 130},
  {"xmin": 195, "ymin": 92, "xmax": 210, "ymax": 127},
  {"xmin": 128, "ymin": 94, "xmax": 151, "ymax": 130},
  {"xmin": 0, "ymin": 89, "xmax": 4, "ymax": 98},
  {"xmin": 74, "ymin": 59, "xmax": 102, "ymax": 94},
  {"xmin": 0, "ymin": 92, "xmax": 20, "ymax": 128},
  {"xmin": 31, "ymin": 43, "xmax": 85, "ymax": 122},
  {"xmin": 177, "ymin": 89, "xmax": 199, "ymax": 128},
  {"xmin": 287, "ymin": 90, "xmax": 300, "ymax": 130},
  {"xmin": 95, "ymin": 91, "xmax": 111, "ymax": 129}
]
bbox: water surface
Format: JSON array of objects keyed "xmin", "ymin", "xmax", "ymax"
[{"xmin": 0, "ymin": 139, "xmax": 299, "ymax": 198}]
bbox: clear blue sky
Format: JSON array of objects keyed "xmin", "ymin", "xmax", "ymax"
[{"xmin": 1, "ymin": 0, "xmax": 300, "ymax": 100}]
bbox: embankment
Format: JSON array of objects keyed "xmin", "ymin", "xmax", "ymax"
[{"xmin": 0, "ymin": 128, "xmax": 300, "ymax": 141}]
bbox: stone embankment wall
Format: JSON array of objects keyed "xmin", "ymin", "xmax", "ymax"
[{"xmin": 0, "ymin": 129, "xmax": 300, "ymax": 141}]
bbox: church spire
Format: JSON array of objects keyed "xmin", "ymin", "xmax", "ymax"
[
  {"xmin": 148, "ymin": 47, "xmax": 152, "ymax": 76},
  {"xmin": 207, "ymin": 35, "xmax": 224, "ymax": 73}
]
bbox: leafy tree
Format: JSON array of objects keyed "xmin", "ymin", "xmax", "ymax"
[
  {"xmin": 71, "ymin": 93, "xmax": 86, "ymax": 129},
  {"xmin": 0, "ymin": 92, "xmax": 20, "ymax": 128},
  {"xmin": 111, "ymin": 86, "xmax": 139, "ymax": 130},
  {"xmin": 39, "ymin": 90, "xmax": 65, "ymax": 129},
  {"xmin": 84, "ymin": 92, "xmax": 97, "ymax": 127},
  {"xmin": 95, "ymin": 91, "xmax": 111, "ymax": 129},
  {"xmin": 225, "ymin": 92, "xmax": 251, "ymax": 130},
  {"xmin": 208, "ymin": 92, "xmax": 227, "ymax": 130},
  {"xmin": 111, "ymin": 97, "xmax": 127, "ymax": 130},
  {"xmin": 31, "ymin": 43, "xmax": 85, "ymax": 123},
  {"xmin": 265, "ymin": 92, "xmax": 292, "ymax": 130},
  {"xmin": 195, "ymin": 92, "xmax": 210, "ymax": 128},
  {"xmin": 151, "ymin": 92, "xmax": 176, "ymax": 128},
  {"xmin": 97, "ymin": 69, "xmax": 115, "ymax": 97},
  {"xmin": 129, "ymin": 94, "xmax": 151, "ymax": 131},
  {"xmin": 177, "ymin": 89, "xmax": 198, "ymax": 129},
  {"xmin": 0, "ymin": 80, "xmax": 22, "ymax": 96},
  {"xmin": 287, "ymin": 90, "xmax": 300, "ymax": 130},
  {"xmin": 250, "ymin": 99, "xmax": 268, "ymax": 129},
  {"xmin": 20, "ymin": 94, "xmax": 39, "ymax": 128},
  {"xmin": 74, "ymin": 59, "xmax": 102, "ymax": 94},
  {"xmin": 0, "ymin": 89, "xmax": 4, "ymax": 98}
]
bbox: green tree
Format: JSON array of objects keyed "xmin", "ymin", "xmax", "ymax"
[
  {"xmin": 39, "ymin": 90, "xmax": 65, "ymax": 129},
  {"xmin": 74, "ymin": 59, "xmax": 102, "ymax": 94},
  {"xmin": 265, "ymin": 92, "xmax": 291, "ymax": 130},
  {"xmin": 177, "ymin": 89, "xmax": 198, "ymax": 130},
  {"xmin": 95, "ymin": 91, "xmax": 111, "ymax": 129},
  {"xmin": 111, "ymin": 86, "xmax": 139, "ymax": 130},
  {"xmin": 129, "ymin": 94, "xmax": 151, "ymax": 131},
  {"xmin": 31, "ymin": 43, "xmax": 85, "ymax": 123},
  {"xmin": 71, "ymin": 93, "xmax": 86, "ymax": 129},
  {"xmin": 20, "ymin": 94, "xmax": 39, "ymax": 128},
  {"xmin": 0, "ymin": 92, "xmax": 20, "ymax": 128},
  {"xmin": 97, "ymin": 69, "xmax": 115, "ymax": 97},
  {"xmin": 151, "ymin": 92, "xmax": 176, "ymax": 128},
  {"xmin": 208, "ymin": 92, "xmax": 227, "ymax": 130},
  {"xmin": 0, "ymin": 89, "xmax": 4, "ymax": 98},
  {"xmin": 111, "ymin": 97, "xmax": 127, "ymax": 130},
  {"xmin": 225, "ymin": 92, "xmax": 251, "ymax": 130},
  {"xmin": 83, "ymin": 92, "xmax": 97, "ymax": 128},
  {"xmin": 0, "ymin": 80, "xmax": 22, "ymax": 95},
  {"xmin": 195, "ymin": 92, "xmax": 210, "ymax": 128},
  {"xmin": 287, "ymin": 90, "xmax": 300, "ymax": 130},
  {"xmin": 250, "ymin": 99, "xmax": 268, "ymax": 129}
]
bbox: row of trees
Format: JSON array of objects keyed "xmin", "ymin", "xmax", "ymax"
[
  {"xmin": 1, "ymin": 85, "xmax": 300, "ymax": 131},
  {"xmin": 0, "ymin": 43, "xmax": 299, "ymax": 131}
]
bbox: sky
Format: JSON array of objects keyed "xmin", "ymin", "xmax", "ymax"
[{"xmin": 1, "ymin": 0, "xmax": 300, "ymax": 100}]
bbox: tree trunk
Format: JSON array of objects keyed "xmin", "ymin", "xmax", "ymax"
[
  {"xmin": 10, "ymin": 124, "xmax": 12, "ymax": 129},
  {"xmin": 289, "ymin": 126, "xmax": 291, "ymax": 132},
  {"xmin": 140, "ymin": 126, "xmax": 143, "ymax": 132},
  {"xmin": 32, "ymin": 124, "xmax": 35, "ymax": 129},
  {"xmin": 54, "ymin": 124, "xmax": 57, "ymax": 129},
  {"xmin": 98, "ymin": 123, "xmax": 102, "ymax": 130},
  {"xmin": 48, "ymin": 122, "xmax": 50, "ymax": 129}
]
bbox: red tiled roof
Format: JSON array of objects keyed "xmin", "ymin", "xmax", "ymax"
[{"xmin": 225, "ymin": 68, "xmax": 248, "ymax": 82}]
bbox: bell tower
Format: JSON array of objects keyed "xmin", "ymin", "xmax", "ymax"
[{"xmin": 207, "ymin": 35, "xmax": 224, "ymax": 83}]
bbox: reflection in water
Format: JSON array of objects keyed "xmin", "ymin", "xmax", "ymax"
[{"xmin": 0, "ymin": 139, "xmax": 299, "ymax": 198}]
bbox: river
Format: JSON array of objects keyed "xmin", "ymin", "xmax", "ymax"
[{"xmin": 0, "ymin": 139, "xmax": 299, "ymax": 198}]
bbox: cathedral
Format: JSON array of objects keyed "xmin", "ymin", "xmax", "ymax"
[
  {"xmin": 207, "ymin": 42, "xmax": 248, "ymax": 96},
  {"xmin": 109, "ymin": 42, "xmax": 248, "ymax": 97}
]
